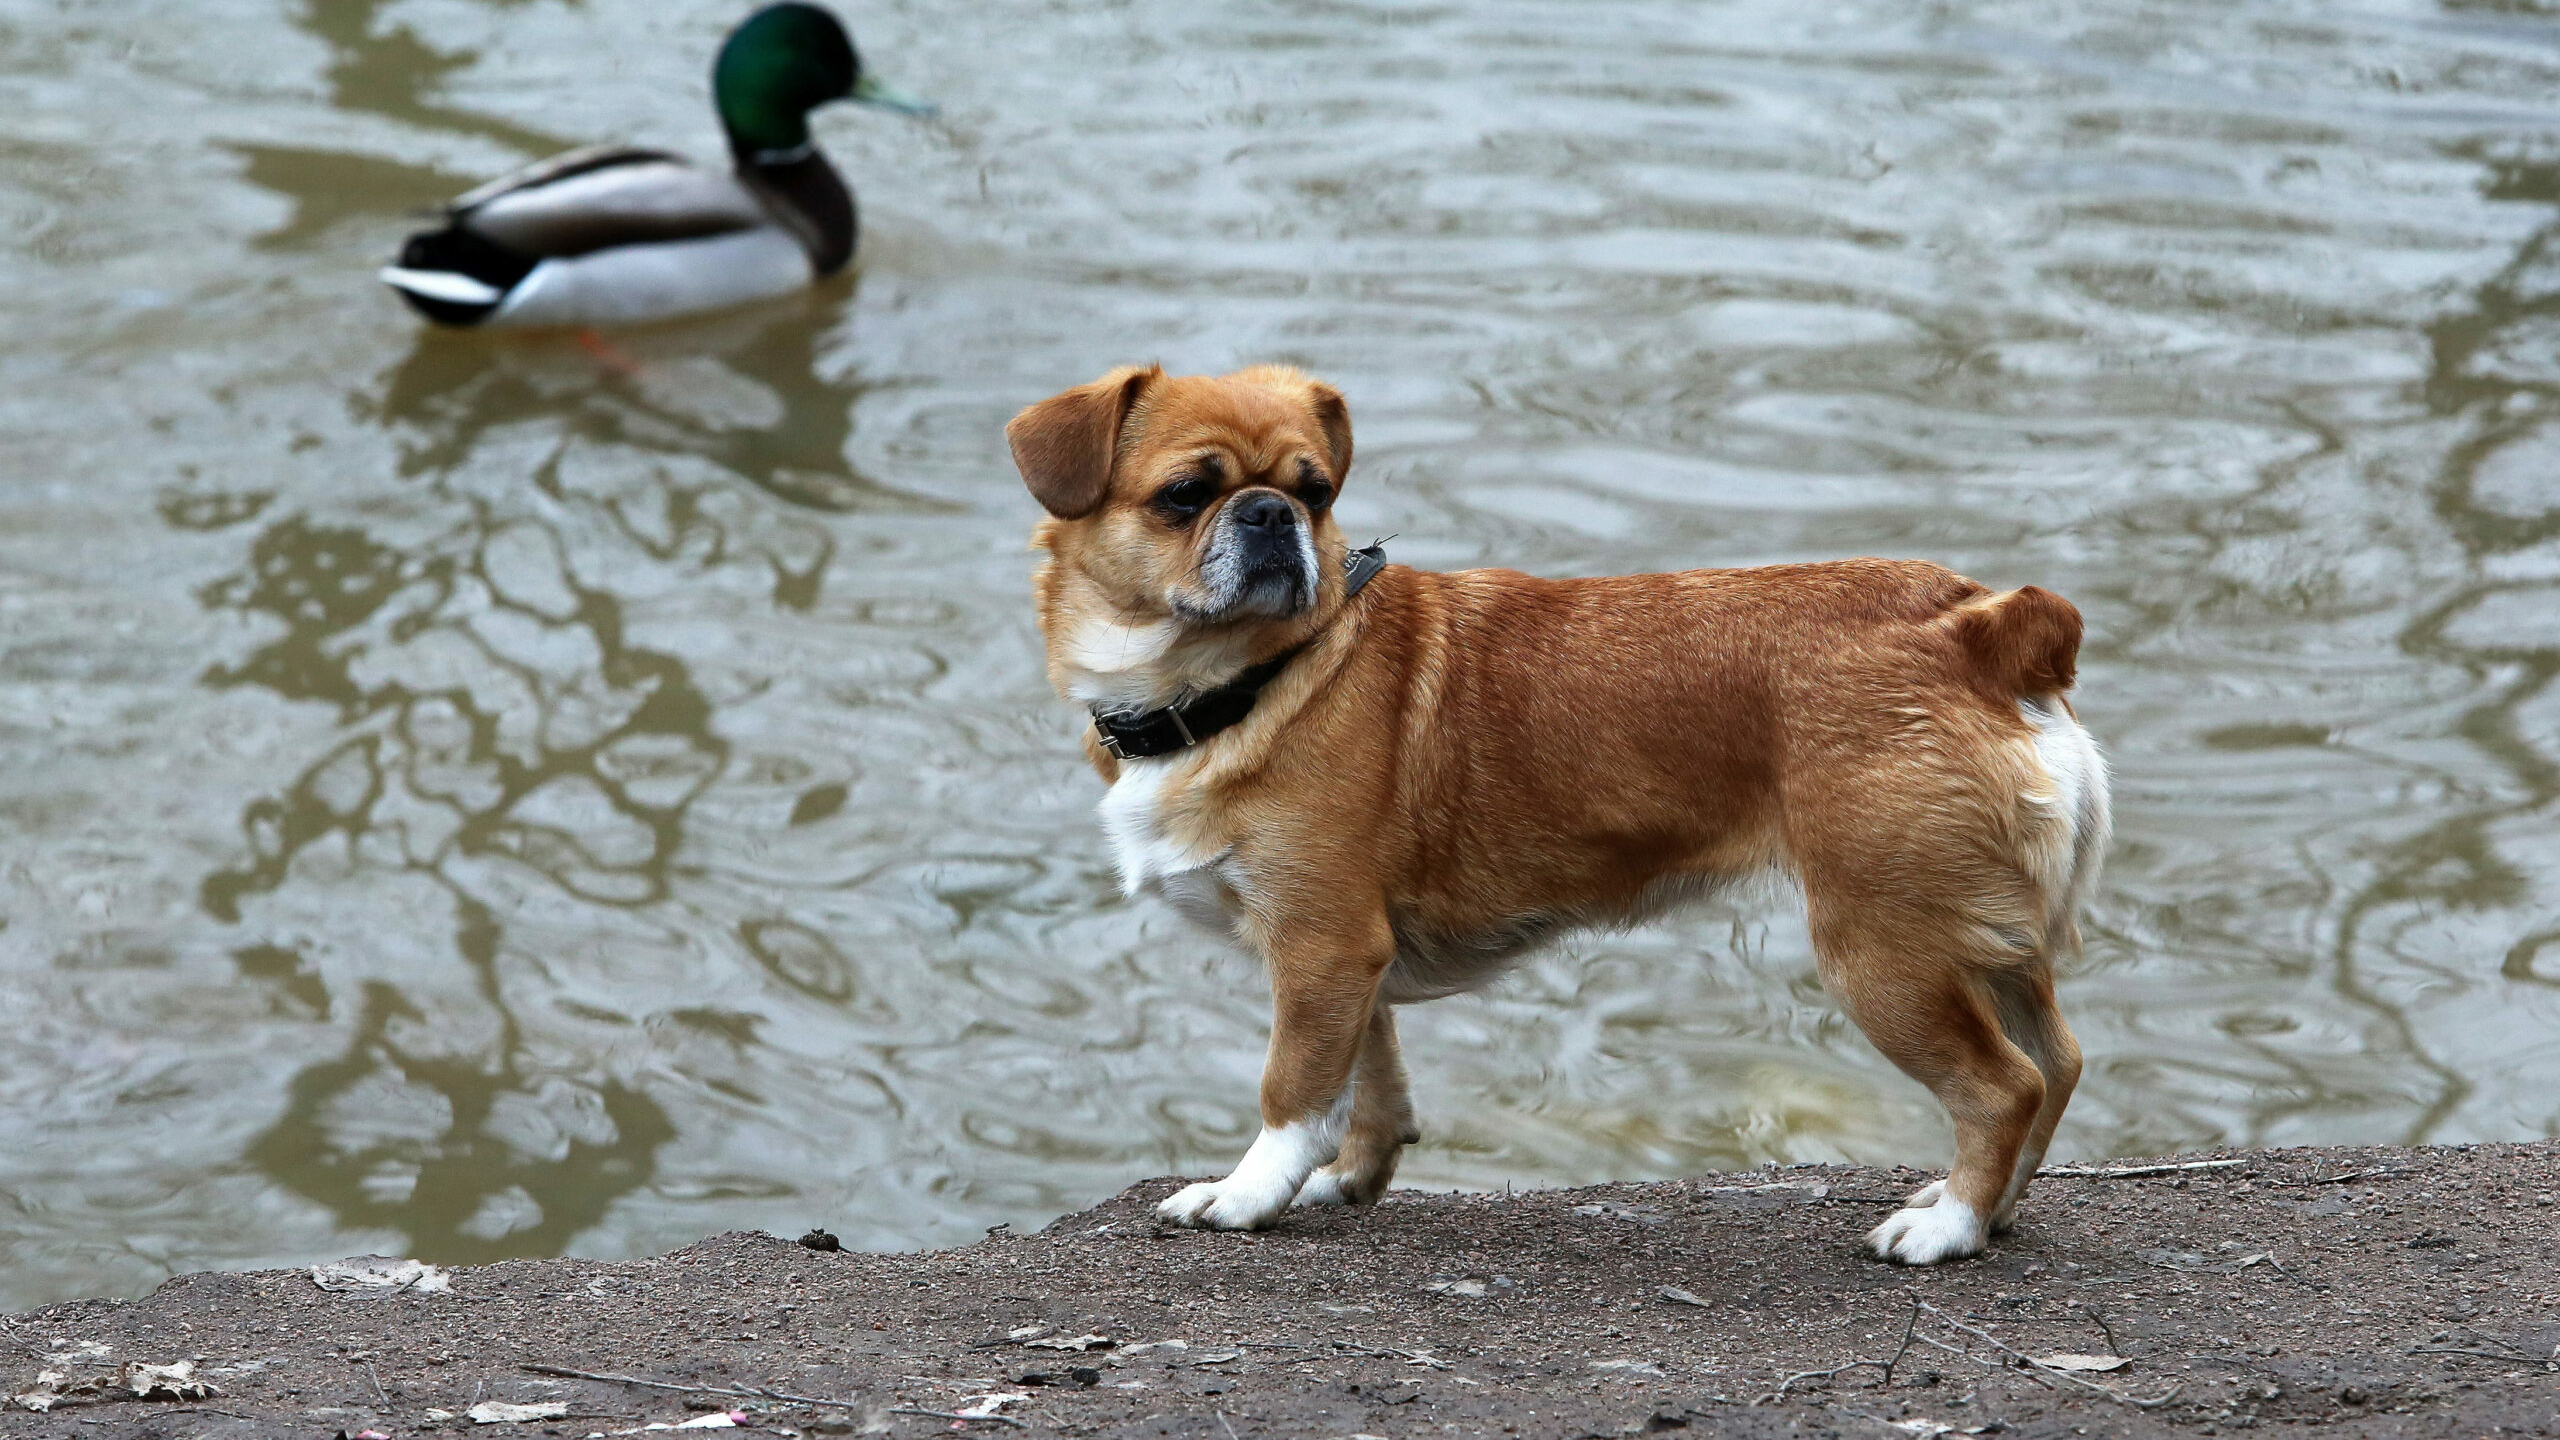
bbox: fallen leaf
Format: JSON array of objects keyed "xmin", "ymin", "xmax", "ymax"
[
  {"xmin": 121, "ymin": 1361, "xmax": 217, "ymax": 1401},
  {"xmin": 14, "ymin": 1363, "xmax": 114, "ymax": 1412},
  {"xmin": 469, "ymin": 1400, "xmax": 573, "ymax": 1424},
  {"xmin": 2034, "ymin": 1353, "xmax": 2130, "ymax": 1373},
  {"xmin": 1005, "ymin": 1324, "xmax": 1052, "ymax": 1342},
  {"xmin": 1591, "ymin": 1358, "xmax": 1665, "ymax": 1377},
  {"xmin": 1658, "ymin": 1286, "xmax": 1709, "ymax": 1307},
  {"xmin": 955, "ymin": 1393, "xmax": 1029, "ymax": 1418},
  {"xmin": 1423, "ymin": 1278, "xmax": 1487, "ymax": 1297},
  {"xmin": 1025, "ymin": 1333, "xmax": 1114, "ymax": 1352},
  {"xmin": 312, "ymin": 1256, "xmax": 453, "ymax": 1295},
  {"xmin": 1119, "ymin": 1340, "xmax": 1187, "ymax": 1356},
  {"xmin": 1889, "ymin": 1421, "xmax": 1953, "ymax": 1438}
]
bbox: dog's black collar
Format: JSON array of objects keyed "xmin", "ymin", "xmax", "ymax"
[{"xmin": 1091, "ymin": 543, "xmax": 1388, "ymax": 762}]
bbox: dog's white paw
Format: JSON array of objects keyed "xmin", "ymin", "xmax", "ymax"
[
  {"xmin": 1157, "ymin": 1175, "xmax": 1293, "ymax": 1230},
  {"xmin": 1158, "ymin": 1108, "xmax": 1349, "ymax": 1230},
  {"xmin": 1903, "ymin": 1178, "xmax": 1946, "ymax": 1208},
  {"xmin": 1866, "ymin": 1196, "xmax": 1987, "ymax": 1265},
  {"xmin": 1290, "ymin": 1168, "xmax": 1353, "ymax": 1208}
]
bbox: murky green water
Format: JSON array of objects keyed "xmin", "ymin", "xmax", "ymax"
[{"xmin": 4, "ymin": 0, "xmax": 2558, "ymax": 1309}]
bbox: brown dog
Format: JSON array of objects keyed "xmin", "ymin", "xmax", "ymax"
[{"xmin": 1008, "ymin": 364, "xmax": 2108, "ymax": 1264}]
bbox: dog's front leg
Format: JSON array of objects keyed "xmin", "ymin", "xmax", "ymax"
[{"xmin": 1157, "ymin": 905, "xmax": 1393, "ymax": 1231}]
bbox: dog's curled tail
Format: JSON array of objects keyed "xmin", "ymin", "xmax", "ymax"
[{"xmin": 1953, "ymin": 585, "xmax": 2082, "ymax": 699}]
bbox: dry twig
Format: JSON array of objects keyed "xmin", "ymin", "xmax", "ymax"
[
  {"xmin": 520, "ymin": 1363, "xmax": 856, "ymax": 1409},
  {"xmin": 1756, "ymin": 1296, "xmax": 1926, "ymax": 1403},
  {"xmin": 2408, "ymin": 1347, "xmax": 2554, "ymax": 1367},
  {"xmin": 2038, "ymin": 1159, "xmax": 2245, "ymax": 1180},
  {"xmin": 1330, "ymin": 1340, "xmax": 1451, "ymax": 1370},
  {"xmin": 1879, "ymin": 1297, "xmax": 1922, "ymax": 1388},
  {"xmin": 1757, "ymin": 1360, "xmax": 1882, "ymax": 1401},
  {"xmin": 2081, "ymin": 1304, "xmax": 2121, "ymax": 1355},
  {"xmin": 1915, "ymin": 1302, "xmax": 2181, "ymax": 1409},
  {"xmin": 886, "ymin": 1406, "xmax": 1028, "ymax": 1428},
  {"xmin": 2304, "ymin": 1167, "xmax": 2411, "ymax": 1186}
]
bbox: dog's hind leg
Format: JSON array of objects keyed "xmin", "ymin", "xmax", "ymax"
[
  {"xmin": 1984, "ymin": 694, "xmax": 2105, "ymax": 1229},
  {"xmin": 1807, "ymin": 894, "xmax": 2046, "ymax": 1266},
  {"xmin": 1293, "ymin": 1004, "xmax": 1420, "ymax": 1208},
  {"xmin": 1983, "ymin": 964, "xmax": 2080, "ymax": 1230}
]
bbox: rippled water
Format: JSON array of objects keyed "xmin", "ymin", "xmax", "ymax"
[{"xmin": 5, "ymin": 0, "xmax": 2559, "ymax": 1309}]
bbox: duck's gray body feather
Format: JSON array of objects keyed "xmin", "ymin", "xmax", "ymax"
[
  {"xmin": 454, "ymin": 145, "xmax": 772, "ymax": 255},
  {"xmin": 492, "ymin": 227, "xmax": 814, "ymax": 327}
]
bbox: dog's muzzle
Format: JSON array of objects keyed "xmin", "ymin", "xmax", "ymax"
[{"xmin": 1186, "ymin": 490, "xmax": 1317, "ymax": 620}]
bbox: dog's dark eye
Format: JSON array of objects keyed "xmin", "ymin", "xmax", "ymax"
[
  {"xmin": 1298, "ymin": 481, "xmax": 1335, "ymax": 514},
  {"xmin": 1155, "ymin": 476, "xmax": 1217, "ymax": 521}
]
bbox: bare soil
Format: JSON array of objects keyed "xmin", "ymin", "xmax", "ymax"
[{"xmin": 5, "ymin": 1141, "xmax": 2556, "ymax": 1439}]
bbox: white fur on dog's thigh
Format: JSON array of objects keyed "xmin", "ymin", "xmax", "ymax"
[
  {"xmin": 1867, "ymin": 1195, "xmax": 1986, "ymax": 1265},
  {"xmin": 1158, "ymin": 1092, "xmax": 1351, "ymax": 1230}
]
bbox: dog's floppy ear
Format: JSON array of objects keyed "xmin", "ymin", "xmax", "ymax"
[
  {"xmin": 1008, "ymin": 366, "xmax": 1160, "ymax": 519},
  {"xmin": 1307, "ymin": 380, "xmax": 1353, "ymax": 483}
]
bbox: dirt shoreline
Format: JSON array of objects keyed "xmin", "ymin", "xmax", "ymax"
[{"xmin": 3, "ymin": 1141, "xmax": 2554, "ymax": 1438}]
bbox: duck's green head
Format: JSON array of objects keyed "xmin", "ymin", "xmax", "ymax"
[{"xmin": 714, "ymin": 3, "xmax": 933, "ymax": 158}]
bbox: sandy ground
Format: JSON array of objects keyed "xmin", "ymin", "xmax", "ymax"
[{"xmin": 3, "ymin": 1141, "xmax": 2555, "ymax": 1439}]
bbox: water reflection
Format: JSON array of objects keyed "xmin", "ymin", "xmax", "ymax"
[
  {"xmin": 296, "ymin": 0, "xmax": 567, "ymax": 157},
  {"xmin": 370, "ymin": 302, "xmax": 941, "ymax": 523},
  {"xmin": 243, "ymin": 903, "xmax": 677, "ymax": 1264},
  {"xmin": 192, "ymin": 290, "xmax": 906, "ymax": 1263},
  {"xmin": 229, "ymin": 143, "xmax": 476, "ymax": 253},
  {"xmin": 191, "ymin": 484, "xmax": 726, "ymax": 1253},
  {"xmin": 2410, "ymin": 150, "xmax": 2560, "ymax": 1008}
]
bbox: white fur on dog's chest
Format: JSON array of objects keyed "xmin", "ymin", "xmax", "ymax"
[{"xmin": 1098, "ymin": 760, "xmax": 1247, "ymax": 934}]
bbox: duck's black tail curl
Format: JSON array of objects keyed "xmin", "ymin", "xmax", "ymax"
[{"xmin": 388, "ymin": 227, "xmax": 538, "ymax": 327}]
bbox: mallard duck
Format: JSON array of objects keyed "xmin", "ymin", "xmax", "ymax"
[{"xmin": 380, "ymin": 2, "xmax": 930, "ymax": 329}]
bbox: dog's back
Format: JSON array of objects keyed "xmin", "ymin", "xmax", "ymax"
[{"xmin": 1305, "ymin": 559, "xmax": 2098, "ymax": 933}]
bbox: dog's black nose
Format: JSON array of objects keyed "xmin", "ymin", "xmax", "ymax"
[{"xmin": 1230, "ymin": 491, "xmax": 1296, "ymax": 530}]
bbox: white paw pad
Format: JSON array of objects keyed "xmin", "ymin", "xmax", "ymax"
[{"xmin": 1866, "ymin": 1196, "xmax": 1986, "ymax": 1265}]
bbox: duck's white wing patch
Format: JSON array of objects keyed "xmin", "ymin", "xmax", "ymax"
[
  {"xmin": 378, "ymin": 266, "xmax": 503, "ymax": 306},
  {"xmin": 485, "ymin": 227, "xmax": 815, "ymax": 328}
]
